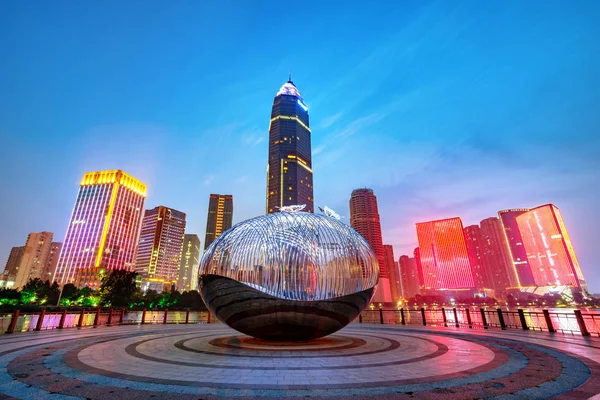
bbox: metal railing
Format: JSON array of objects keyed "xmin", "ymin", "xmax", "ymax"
[
  {"xmin": 358, "ymin": 308, "xmax": 599, "ymax": 337},
  {"xmin": 0, "ymin": 309, "xmax": 214, "ymax": 334}
]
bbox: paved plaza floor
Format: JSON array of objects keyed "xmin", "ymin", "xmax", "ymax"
[{"xmin": 0, "ymin": 323, "xmax": 599, "ymax": 399}]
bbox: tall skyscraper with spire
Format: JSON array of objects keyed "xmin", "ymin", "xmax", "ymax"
[{"xmin": 266, "ymin": 75, "xmax": 313, "ymax": 213}]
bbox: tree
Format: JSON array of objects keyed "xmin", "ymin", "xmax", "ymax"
[
  {"xmin": 99, "ymin": 270, "xmax": 139, "ymax": 307},
  {"xmin": 0, "ymin": 288, "xmax": 20, "ymax": 306},
  {"xmin": 59, "ymin": 283, "xmax": 79, "ymax": 306},
  {"xmin": 20, "ymin": 278, "xmax": 47, "ymax": 304}
]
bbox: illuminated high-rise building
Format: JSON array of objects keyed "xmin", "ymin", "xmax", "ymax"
[
  {"xmin": 204, "ymin": 194, "xmax": 233, "ymax": 250},
  {"xmin": 178, "ymin": 234, "xmax": 201, "ymax": 292},
  {"xmin": 349, "ymin": 188, "xmax": 390, "ymax": 303},
  {"xmin": 43, "ymin": 242, "xmax": 62, "ymax": 282},
  {"xmin": 266, "ymin": 76, "xmax": 313, "ymax": 213},
  {"xmin": 135, "ymin": 206, "xmax": 186, "ymax": 292},
  {"xmin": 384, "ymin": 245, "xmax": 400, "ymax": 301},
  {"xmin": 480, "ymin": 217, "xmax": 516, "ymax": 293},
  {"xmin": 399, "ymin": 255, "xmax": 420, "ymax": 299},
  {"xmin": 415, "ymin": 217, "xmax": 474, "ymax": 290},
  {"xmin": 463, "ymin": 225, "xmax": 488, "ymax": 289},
  {"xmin": 499, "ymin": 209, "xmax": 535, "ymax": 286},
  {"xmin": 0, "ymin": 246, "xmax": 24, "ymax": 288},
  {"xmin": 13, "ymin": 232, "xmax": 54, "ymax": 288},
  {"xmin": 516, "ymin": 204, "xmax": 587, "ymax": 291},
  {"xmin": 54, "ymin": 170, "xmax": 146, "ymax": 288}
]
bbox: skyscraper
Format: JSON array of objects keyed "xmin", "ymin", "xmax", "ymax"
[
  {"xmin": 13, "ymin": 232, "xmax": 54, "ymax": 289},
  {"xmin": 266, "ymin": 77, "xmax": 313, "ymax": 213},
  {"xmin": 384, "ymin": 245, "xmax": 400, "ymax": 302},
  {"xmin": 43, "ymin": 242, "xmax": 62, "ymax": 282},
  {"xmin": 349, "ymin": 188, "xmax": 390, "ymax": 303},
  {"xmin": 54, "ymin": 170, "xmax": 146, "ymax": 288},
  {"xmin": 499, "ymin": 209, "xmax": 535, "ymax": 286},
  {"xmin": 178, "ymin": 234, "xmax": 201, "ymax": 292},
  {"xmin": 516, "ymin": 204, "xmax": 587, "ymax": 291},
  {"xmin": 463, "ymin": 225, "xmax": 488, "ymax": 289},
  {"xmin": 480, "ymin": 217, "xmax": 516, "ymax": 293},
  {"xmin": 399, "ymin": 255, "xmax": 420, "ymax": 299},
  {"xmin": 415, "ymin": 217, "xmax": 474, "ymax": 290},
  {"xmin": 204, "ymin": 194, "xmax": 233, "ymax": 250},
  {"xmin": 135, "ymin": 206, "xmax": 186, "ymax": 292},
  {"xmin": 0, "ymin": 246, "xmax": 24, "ymax": 288}
]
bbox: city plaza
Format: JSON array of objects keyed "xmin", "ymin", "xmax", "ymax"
[{"xmin": 0, "ymin": 321, "xmax": 599, "ymax": 399}]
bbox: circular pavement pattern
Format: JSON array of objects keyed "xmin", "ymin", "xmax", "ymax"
[{"xmin": 1, "ymin": 323, "xmax": 600, "ymax": 399}]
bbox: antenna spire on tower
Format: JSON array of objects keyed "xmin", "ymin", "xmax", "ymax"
[{"xmin": 288, "ymin": 69, "xmax": 292, "ymax": 82}]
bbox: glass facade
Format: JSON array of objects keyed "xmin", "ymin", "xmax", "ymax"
[
  {"xmin": 266, "ymin": 79, "xmax": 313, "ymax": 214},
  {"xmin": 516, "ymin": 204, "xmax": 587, "ymax": 290},
  {"xmin": 416, "ymin": 217, "xmax": 475, "ymax": 289},
  {"xmin": 54, "ymin": 170, "xmax": 146, "ymax": 288},
  {"xmin": 199, "ymin": 212, "xmax": 379, "ymax": 301},
  {"xmin": 204, "ymin": 194, "xmax": 233, "ymax": 250},
  {"xmin": 498, "ymin": 209, "xmax": 535, "ymax": 287},
  {"xmin": 135, "ymin": 206, "xmax": 186, "ymax": 291}
]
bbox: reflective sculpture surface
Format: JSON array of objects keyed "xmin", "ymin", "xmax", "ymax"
[{"xmin": 198, "ymin": 211, "xmax": 379, "ymax": 341}]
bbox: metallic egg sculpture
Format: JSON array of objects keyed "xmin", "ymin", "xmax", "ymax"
[{"xmin": 198, "ymin": 211, "xmax": 379, "ymax": 341}]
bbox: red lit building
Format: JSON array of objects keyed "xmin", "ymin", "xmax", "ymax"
[
  {"xmin": 384, "ymin": 245, "xmax": 400, "ymax": 302},
  {"xmin": 415, "ymin": 217, "xmax": 474, "ymax": 290},
  {"xmin": 516, "ymin": 204, "xmax": 587, "ymax": 291},
  {"xmin": 480, "ymin": 217, "xmax": 516, "ymax": 294},
  {"xmin": 349, "ymin": 188, "xmax": 391, "ymax": 303},
  {"xmin": 498, "ymin": 209, "xmax": 535, "ymax": 287},
  {"xmin": 463, "ymin": 225, "xmax": 488, "ymax": 289},
  {"xmin": 399, "ymin": 254, "xmax": 420, "ymax": 299}
]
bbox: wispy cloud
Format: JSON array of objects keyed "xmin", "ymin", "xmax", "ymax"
[
  {"xmin": 334, "ymin": 113, "xmax": 383, "ymax": 139},
  {"xmin": 319, "ymin": 112, "xmax": 343, "ymax": 129}
]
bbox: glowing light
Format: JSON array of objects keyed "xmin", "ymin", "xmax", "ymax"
[
  {"xmin": 277, "ymin": 204, "xmax": 306, "ymax": 212},
  {"xmin": 297, "ymin": 99, "xmax": 308, "ymax": 111},
  {"xmin": 276, "ymin": 81, "xmax": 302, "ymax": 98},
  {"xmin": 270, "ymin": 116, "xmax": 311, "ymax": 133}
]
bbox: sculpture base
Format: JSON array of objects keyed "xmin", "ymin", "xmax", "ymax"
[{"xmin": 199, "ymin": 274, "xmax": 374, "ymax": 341}]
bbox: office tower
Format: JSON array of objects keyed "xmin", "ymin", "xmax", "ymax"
[
  {"xmin": 135, "ymin": 206, "xmax": 186, "ymax": 292},
  {"xmin": 383, "ymin": 245, "xmax": 400, "ymax": 301},
  {"xmin": 0, "ymin": 246, "xmax": 25, "ymax": 288},
  {"xmin": 43, "ymin": 242, "xmax": 62, "ymax": 282},
  {"xmin": 480, "ymin": 217, "xmax": 516, "ymax": 293},
  {"xmin": 13, "ymin": 232, "xmax": 54, "ymax": 288},
  {"xmin": 178, "ymin": 234, "xmax": 201, "ymax": 292},
  {"xmin": 463, "ymin": 225, "xmax": 488, "ymax": 289},
  {"xmin": 415, "ymin": 217, "xmax": 474, "ymax": 290},
  {"xmin": 349, "ymin": 188, "xmax": 391, "ymax": 303},
  {"xmin": 414, "ymin": 247, "xmax": 423, "ymax": 286},
  {"xmin": 516, "ymin": 204, "xmax": 587, "ymax": 291},
  {"xmin": 204, "ymin": 194, "xmax": 233, "ymax": 250},
  {"xmin": 499, "ymin": 209, "xmax": 535, "ymax": 286},
  {"xmin": 399, "ymin": 255, "xmax": 420, "ymax": 299},
  {"xmin": 54, "ymin": 170, "xmax": 146, "ymax": 288},
  {"xmin": 266, "ymin": 76, "xmax": 313, "ymax": 213}
]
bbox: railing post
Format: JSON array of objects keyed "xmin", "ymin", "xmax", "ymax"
[
  {"xmin": 58, "ymin": 309, "xmax": 67, "ymax": 329},
  {"xmin": 497, "ymin": 308, "xmax": 507, "ymax": 330},
  {"xmin": 379, "ymin": 307, "xmax": 384, "ymax": 324},
  {"xmin": 107, "ymin": 309, "xmax": 113, "ymax": 325},
  {"xmin": 400, "ymin": 308, "xmax": 406, "ymax": 325},
  {"xmin": 453, "ymin": 308, "xmax": 460, "ymax": 328},
  {"xmin": 185, "ymin": 309, "xmax": 190, "ymax": 324},
  {"xmin": 93, "ymin": 308, "xmax": 100, "ymax": 327},
  {"xmin": 574, "ymin": 310, "xmax": 590, "ymax": 336},
  {"xmin": 441, "ymin": 308, "xmax": 448, "ymax": 327},
  {"xmin": 207, "ymin": 311, "xmax": 211, "ymax": 324},
  {"xmin": 543, "ymin": 310, "xmax": 555, "ymax": 333},
  {"xmin": 5, "ymin": 310, "xmax": 20, "ymax": 334},
  {"xmin": 517, "ymin": 309, "xmax": 529, "ymax": 330},
  {"xmin": 465, "ymin": 308, "xmax": 473, "ymax": 328},
  {"xmin": 421, "ymin": 307, "xmax": 427, "ymax": 326},
  {"xmin": 78, "ymin": 309, "xmax": 85, "ymax": 328},
  {"xmin": 35, "ymin": 310, "xmax": 46, "ymax": 331},
  {"xmin": 480, "ymin": 308, "xmax": 488, "ymax": 329},
  {"xmin": 141, "ymin": 309, "xmax": 147, "ymax": 325},
  {"xmin": 163, "ymin": 309, "xmax": 169, "ymax": 325},
  {"xmin": 120, "ymin": 309, "xmax": 125, "ymax": 324}
]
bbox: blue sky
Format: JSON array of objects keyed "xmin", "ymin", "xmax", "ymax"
[{"xmin": 1, "ymin": 1, "xmax": 599, "ymax": 291}]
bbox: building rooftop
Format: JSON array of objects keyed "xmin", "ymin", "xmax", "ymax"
[{"xmin": 276, "ymin": 80, "xmax": 302, "ymax": 98}]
